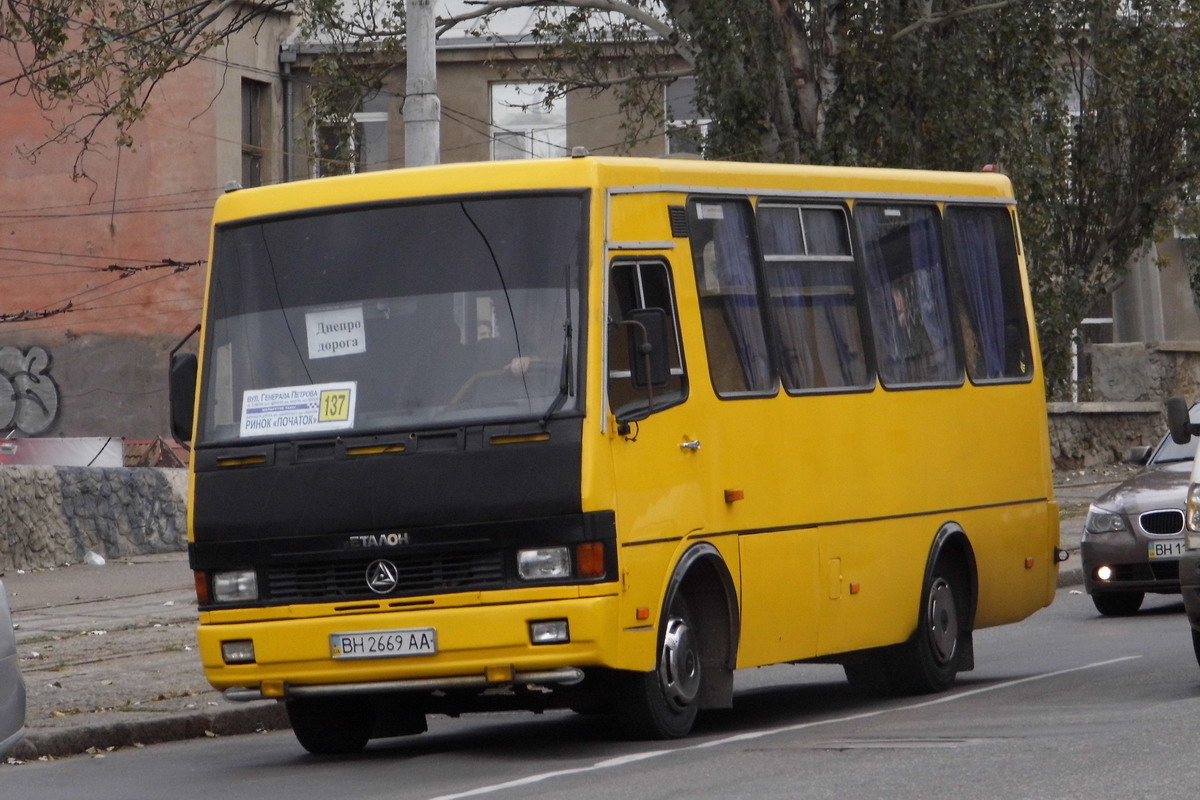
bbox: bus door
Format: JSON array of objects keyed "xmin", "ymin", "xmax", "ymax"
[{"xmin": 605, "ymin": 256, "xmax": 712, "ymax": 664}]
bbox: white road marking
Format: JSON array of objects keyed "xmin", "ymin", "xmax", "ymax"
[{"xmin": 425, "ymin": 656, "xmax": 1141, "ymax": 800}]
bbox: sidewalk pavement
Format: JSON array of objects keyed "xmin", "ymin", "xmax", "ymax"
[{"xmin": 0, "ymin": 466, "xmax": 1137, "ymax": 764}]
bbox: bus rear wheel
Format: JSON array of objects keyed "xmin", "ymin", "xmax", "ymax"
[
  {"xmin": 286, "ymin": 695, "xmax": 375, "ymax": 755},
  {"xmin": 890, "ymin": 563, "xmax": 964, "ymax": 694},
  {"xmin": 616, "ymin": 593, "xmax": 701, "ymax": 739}
]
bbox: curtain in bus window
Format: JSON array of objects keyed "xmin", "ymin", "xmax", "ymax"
[
  {"xmin": 690, "ymin": 200, "xmax": 773, "ymax": 394},
  {"xmin": 948, "ymin": 212, "xmax": 1004, "ymax": 377},
  {"xmin": 945, "ymin": 206, "xmax": 1030, "ymax": 380},
  {"xmin": 758, "ymin": 206, "xmax": 867, "ymax": 391},
  {"xmin": 856, "ymin": 205, "xmax": 958, "ymax": 385}
]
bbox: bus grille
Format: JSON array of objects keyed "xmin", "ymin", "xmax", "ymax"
[
  {"xmin": 1139, "ymin": 510, "xmax": 1185, "ymax": 535},
  {"xmin": 264, "ymin": 552, "xmax": 506, "ymax": 602}
]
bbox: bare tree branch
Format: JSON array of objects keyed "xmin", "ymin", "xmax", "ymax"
[{"xmin": 891, "ymin": 0, "xmax": 1015, "ymax": 41}]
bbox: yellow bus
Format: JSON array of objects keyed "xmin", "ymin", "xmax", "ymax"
[{"xmin": 170, "ymin": 155, "xmax": 1060, "ymax": 754}]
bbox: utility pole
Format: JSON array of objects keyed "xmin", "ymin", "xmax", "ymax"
[{"xmin": 403, "ymin": 0, "xmax": 441, "ymax": 167}]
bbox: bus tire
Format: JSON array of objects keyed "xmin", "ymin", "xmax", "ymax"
[
  {"xmin": 286, "ymin": 695, "xmax": 375, "ymax": 755},
  {"xmin": 1192, "ymin": 627, "xmax": 1200, "ymax": 671},
  {"xmin": 889, "ymin": 560, "xmax": 964, "ymax": 694},
  {"xmin": 616, "ymin": 592, "xmax": 701, "ymax": 739}
]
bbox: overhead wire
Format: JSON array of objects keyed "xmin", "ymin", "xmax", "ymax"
[{"xmin": 0, "ymin": 4, "xmax": 701, "ymax": 319}]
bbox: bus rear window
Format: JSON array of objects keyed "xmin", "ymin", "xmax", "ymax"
[{"xmin": 943, "ymin": 205, "xmax": 1031, "ymax": 382}]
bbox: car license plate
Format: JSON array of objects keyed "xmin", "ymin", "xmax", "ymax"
[
  {"xmin": 330, "ymin": 627, "xmax": 437, "ymax": 660},
  {"xmin": 1148, "ymin": 540, "xmax": 1185, "ymax": 559}
]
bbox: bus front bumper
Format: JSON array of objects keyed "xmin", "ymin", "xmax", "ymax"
[
  {"xmin": 223, "ymin": 667, "xmax": 585, "ymax": 702},
  {"xmin": 198, "ymin": 594, "xmax": 631, "ymax": 698}
]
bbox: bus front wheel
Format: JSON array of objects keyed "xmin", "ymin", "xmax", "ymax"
[
  {"xmin": 286, "ymin": 695, "xmax": 375, "ymax": 755},
  {"xmin": 616, "ymin": 592, "xmax": 701, "ymax": 739}
]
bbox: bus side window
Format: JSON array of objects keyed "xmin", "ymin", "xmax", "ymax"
[
  {"xmin": 943, "ymin": 205, "xmax": 1032, "ymax": 382},
  {"xmin": 855, "ymin": 203, "xmax": 960, "ymax": 387},
  {"xmin": 687, "ymin": 199, "xmax": 775, "ymax": 396},
  {"xmin": 757, "ymin": 204, "xmax": 870, "ymax": 392},
  {"xmin": 608, "ymin": 260, "xmax": 686, "ymax": 420}
]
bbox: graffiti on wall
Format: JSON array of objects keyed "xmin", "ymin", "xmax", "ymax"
[{"xmin": 0, "ymin": 346, "xmax": 61, "ymax": 436}]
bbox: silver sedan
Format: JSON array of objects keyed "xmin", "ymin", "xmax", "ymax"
[{"xmin": 1081, "ymin": 408, "xmax": 1198, "ymax": 615}]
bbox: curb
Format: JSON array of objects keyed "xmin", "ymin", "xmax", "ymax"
[
  {"xmin": 1057, "ymin": 564, "xmax": 1084, "ymax": 588},
  {"xmin": 10, "ymin": 702, "xmax": 288, "ymax": 761}
]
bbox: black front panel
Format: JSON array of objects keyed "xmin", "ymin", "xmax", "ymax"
[
  {"xmin": 188, "ymin": 417, "xmax": 619, "ymax": 608},
  {"xmin": 191, "ymin": 509, "xmax": 616, "ymax": 608},
  {"xmin": 191, "ymin": 417, "xmax": 584, "ymax": 548}
]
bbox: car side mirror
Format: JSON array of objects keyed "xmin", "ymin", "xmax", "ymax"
[
  {"xmin": 1127, "ymin": 445, "xmax": 1152, "ymax": 466},
  {"xmin": 1166, "ymin": 396, "xmax": 1199, "ymax": 445}
]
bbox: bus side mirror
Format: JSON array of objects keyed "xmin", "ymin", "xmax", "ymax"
[
  {"xmin": 628, "ymin": 307, "xmax": 670, "ymax": 390},
  {"xmin": 1166, "ymin": 396, "xmax": 1199, "ymax": 445},
  {"xmin": 169, "ymin": 352, "xmax": 198, "ymax": 445}
]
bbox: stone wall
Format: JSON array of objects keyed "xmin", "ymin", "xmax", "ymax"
[
  {"xmin": 1046, "ymin": 340, "xmax": 1200, "ymax": 469},
  {"xmin": 0, "ymin": 466, "xmax": 187, "ymax": 571},
  {"xmin": 1047, "ymin": 402, "xmax": 1164, "ymax": 469}
]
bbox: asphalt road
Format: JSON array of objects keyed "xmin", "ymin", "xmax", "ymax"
[{"xmin": 2, "ymin": 586, "xmax": 1196, "ymax": 800}]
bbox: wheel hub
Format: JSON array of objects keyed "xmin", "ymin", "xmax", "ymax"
[
  {"xmin": 659, "ymin": 615, "xmax": 701, "ymax": 710},
  {"xmin": 927, "ymin": 577, "xmax": 958, "ymax": 664}
]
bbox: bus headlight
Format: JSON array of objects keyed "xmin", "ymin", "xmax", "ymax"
[
  {"xmin": 1084, "ymin": 506, "xmax": 1126, "ymax": 535},
  {"xmin": 1187, "ymin": 484, "xmax": 1200, "ymax": 549},
  {"xmin": 212, "ymin": 569, "xmax": 259, "ymax": 603},
  {"xmin": 517, "ymin": 547, "xmax": 571, "ymax": 580}
]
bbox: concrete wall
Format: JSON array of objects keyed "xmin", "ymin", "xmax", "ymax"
[
  {"xmin": 1086, "ymin": 341, "xmax": 1200, "ymax": 402},
  {"xmin": 0, "ymin": 332, "xmax": 186, "ymax": 440},
  {"xmin": 0, "ymin": 466, "xmax": 186, "ymax": 571}
]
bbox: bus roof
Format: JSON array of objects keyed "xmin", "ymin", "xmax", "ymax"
[{"xmin": 212, "ymin": 156, "xmax": 1016, "ymax": 224}]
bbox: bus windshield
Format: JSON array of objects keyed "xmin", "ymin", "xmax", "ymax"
[{"xmin": 197, "ymin": 192, "xmax": 587, "ymax": 445}]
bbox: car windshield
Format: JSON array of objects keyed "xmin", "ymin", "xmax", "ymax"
[
  {"xmin": 197, "ymin": 193, "xmax": 587, "ymax": 445},
  {"xmin": 1152, "ymin": 404, "xmax": 1200, "ymax": 464}
]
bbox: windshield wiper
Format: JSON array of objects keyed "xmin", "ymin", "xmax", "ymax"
[{"xmin": 540, "ymin": 319, "xmax": 572, "ymax": 427}]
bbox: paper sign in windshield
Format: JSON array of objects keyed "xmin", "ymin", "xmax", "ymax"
[
  {"xmin": 307, "ymin": 306, "xmax": 366, "ymax": 360},
  {"xmin": 240, "ymin": 382, "xmax": 356, "ymax": 437}
]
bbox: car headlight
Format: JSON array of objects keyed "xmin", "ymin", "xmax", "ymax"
[
  {"xmin": 1084, "ymin": 506, "xmax": 1126, "ymax": 535},
  {"xmin": 1187, "ymin": 484, "xmax": 1200, "ymax": 549}
]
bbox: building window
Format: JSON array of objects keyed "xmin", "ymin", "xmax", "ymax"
[
  {"xmin": 490, "ymin": 83, "xmax": 567, "ymax": 160},
  {"xmin": 665, "ymin": 77, "xmax": 709, "ymax": 157},
  {"xmin": 311, "ymin": 92, "xmax": 390, "ymax": 178},
  {"xmin": 241, "ymin": 79, "xmax": 268, "ymax": 187}
]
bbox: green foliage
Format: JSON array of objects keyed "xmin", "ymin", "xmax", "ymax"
[{"xmin": 464, "ymin": 0, "xmax": 1200, "ymax": 398}]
